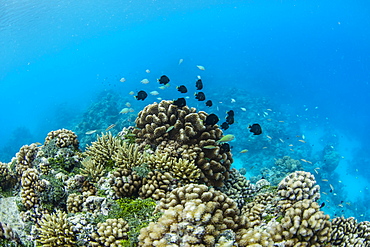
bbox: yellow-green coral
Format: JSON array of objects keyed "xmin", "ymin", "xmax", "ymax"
[
  {"xmin": 37, "ymin": 210, "xmax": 76, "ymax": 247},
  {"xmin": 80, "ymin": 156, "xmax": 105, "ymax": 183}
]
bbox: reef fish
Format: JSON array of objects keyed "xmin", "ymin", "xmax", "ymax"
[
  {"xmin": 177, "ymin": 85, "xmax": 188, "ymax": 93},
  {"xmin": 240, "ymin": 149, "xmax": 248, "ymax": 153},
  {"xmin": 203, "ymin": 145, "xmax": 217, "ymax": 149},
  {"xmin": 125, "ymin": 102, "xmax": 131, "ymax": 107},
  {"xmin": 106, "ymin": 124, "xmax": 116, "ymax": 131},
  {"xmin": 141, "ymin": 78, "xmax": 149, "ymax": 84},
  {"xmin": 120, "ymin": 78, "xmax": 126, "ymax": 82},
  {"xmin": 248, "ymin": 124, "xmax": 262, "ymax": 135},
  {"xmin": 119, "ymin": 108, "xmax": 130, "ymax": 114},
  {"xmin": 205, "ymin": 100, "xmax": 212, "ymax": 107},
  {"xmin": 196, "ymin": 79, "xmax": 203, "ymax": 90},
  {"xmin": 85, "ymin": 130, "xmax": 97, "ymax": 135},
  {"xmin": 226, "ymin": 110, "xmax": 235, "ymax": 125},
  {"xmin": 166, "ymin": 126, "xmax": 175, "ymax": 132},
  {"xmin": 205, "ymin": 114, "xmax": 219, "ymax": 126},
  {"xmin": 173, "ymin": 98, "xmax": 186, "ymax": 107},
  {"xmin": 195, "ymin": 92, "xmax": 206, "ymax": 101},
  {"xmin": 217, "ymin": 134, "xmax": 235, "ymax": 143},
  {"xmin": 145, "ymin": 69, "xmax": 150, "ymax": 73},
  {"xmin": 149, "ymin": 91, "xmax": 159, "ymax": 96},
  {"xmin": 197, "ymin": 65, "xmax": 205, "ymax": 70},
  {"xmin": 158, "ymin": 75, "xmax": 170, "ymax": 85},
  {"xmin": 129, "ymin": 91, "xmax": 135, "ymax": 95},
  {"xmin": 135, "ymin": 90, "xmax": 148, "ymax": 101},
  {"xmin": 178, "ymin": 58, "xmax": 183, "ymax": 65},
  {"xmin": 220, "ymin": 122, "xmax": 229, "ymax": 130}
]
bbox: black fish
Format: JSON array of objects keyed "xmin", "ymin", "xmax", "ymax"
[
  {"xmin": 320, "ymin": 202, "xmax": 325, "ymax": 208},
  {"xmin": 177, "ymin": 85, "xmax": 187, "ymax": 93},
  {"xmin": 135, "ymin": 90, "xmax": 147, "ymax": 101},
  {"xmin": 205, "ymin": 100, "xmax": 212, "ymax": 107},
  {"xmin": 220, "ymin": 143, "xmax": 230, "ymax": 154},
  {"xmin": 226, "ymin": 115, "xmax": 234, "ymax": 125},
  {"xmin": 196, "ymin": 79, "xmax": 203, "ymax": 90},
  {"xmin": 195, "ymin": 92, "xmax": 206, "ymax": 101},
  {"xmin": 173, "ymin": 98, "xmax": 186, "ymax": 107},
  {"xmin": 205, "ymin": 114, "xmax": 219, "ymax": 125},
  {"xmin": 220, "ymin": 122, "xmax": 229, "ymax": 130},
  {"xmin": 158, "ymin": 75, "xmax": 170, "ymax": 85},
  {"xmin": 248, "ymin": 123, "xmax": 262, "ymax": 135},
  {"xmin": 226, "ymin": 110, "xmax": 234, "ymax": 117}
]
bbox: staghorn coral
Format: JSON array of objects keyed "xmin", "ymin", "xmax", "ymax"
[
  {"xmin": 44, "ymin": 129, "xmax": 79, "ymax": 149},
  {"xmin": 138, "ymin": 184, "xmax": 243, "ymax": 246},
  {"xmin": 85, "ymin": 132, "xmax": 121, "ymax": 167},
  {"xmin": 277, "ymin": 171, "xmax": 320, "ymax": 209},
  {"xmin": 15, "ymin": 143, "xmax": 39, "ymax": 176},
  {"xmin": 80, "ymin": 156, "xmax": 105, "ymax": 183},
  {"xmin": 331, "ymin": 217, "xmax": 370, "ymax": 246},
  {"xmin": 37, "ymin": 210, "xmax": 76, "ymax": 246},
  {"xmin": 133, "ymin": 100, "xmax": 233, "ymax": 187},
  {"xmin": 90, "ymin": 218, "xmax": 129, "ymax": 247},
  {"xmin": 113, "ymin": 142, "xmax": 148, "ymax": 169}
]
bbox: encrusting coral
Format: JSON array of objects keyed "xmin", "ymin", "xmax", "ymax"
[
  {"xmin": 133, "ymin": 100, "xmax": 233, "ymax": 187},
  {"xmin": 37, "ymin": 210, "xmax": 76, "ymax": 247}
]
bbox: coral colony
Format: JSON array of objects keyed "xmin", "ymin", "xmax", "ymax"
[{"xmin": 0, "ymin": 100, "xmax": 369, "ymax": 246}]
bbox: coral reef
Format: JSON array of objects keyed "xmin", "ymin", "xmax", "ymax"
[
  {"xmin": 331, "ymin": 216, "xmax": 370, "ymax": 246},
  {"xmin": 90, "ymin": 218, "xmax": 129, "ymax": 247},
  {"xmin": 277, "ymin": 170, "xmax": 320, "ymax": 208},
  {"xmin": 133, "ymin": 100, "xmax": 233, "ymax": 187},
  {"xmin": 44, "ymin": 129, "xmax": 79, "ymax": 149},
  {"xmin": 37, "ymin": 210, "xmax": 76, "ymax": 246},
  {"xmin": 138, "ymin": 184, "xmax": 244, "ymax": 246}
]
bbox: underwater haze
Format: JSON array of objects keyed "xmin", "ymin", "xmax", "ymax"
[{"xmin": 1, "ymin": 0, "xmax": 370, "ymax": 220}]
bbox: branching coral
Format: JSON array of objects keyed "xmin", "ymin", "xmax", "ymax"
[
  {"xmin": 90, "ymin": 218, "xmax": 129, "ymax": 247},
  {"xmin": 37, "ymin": 210, "xmax": 76, "ymax": 246},
  {"xmin": 133, "ymin": 100, "xmax": 233, "ymax": 187},
  {"xmin": 15, "ymin": 143, "xmax": 39, "ymax": 176},
  {"xmin": 277, "ymin": 171, "xmax": 320, "ymax": 208},
  {"xmin": 331, "ymin": 217, "xmax": 370, "ymax": 246},
  {"xmin": 139, "ymin": 184, "xmax": 244, "ymax": 246}
]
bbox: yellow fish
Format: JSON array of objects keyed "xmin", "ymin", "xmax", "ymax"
[
  {"xmin": 158, "ymin": 86, "xmax": 166, "ymax": 90},
  {"xmin": 216, "ymin": 134, "xmax": 235, "ymax": 143},
  {"xmin": 240, "ymin": 149, "xmax": 248, "ymax": 153},
  {"xmin": 298, "ymin": 140, "xmax": 306, "ymax": 143},
  {"xmin": 322, "ymin": 179, "xmax": 328, "ymax": 182},
  {"xmin": 129, "ymin": 91, "xmax": 135, "ymax": 95},
  {"xmin": 203, "ymin": 145, "xmax": 217, "ymax": 149}
]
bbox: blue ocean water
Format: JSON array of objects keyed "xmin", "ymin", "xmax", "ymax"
[{"xmin": 1, "ymin": 0, "xmax": 369, "ymax": 220}]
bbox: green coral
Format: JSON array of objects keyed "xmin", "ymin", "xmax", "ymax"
[
  {"xmin": 132, "ymin": 163, "xmax": 151, "ymax": 178},
  {"xmin": 39, "ymin": 174, "xmax": 67, "ymax": 211}
]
